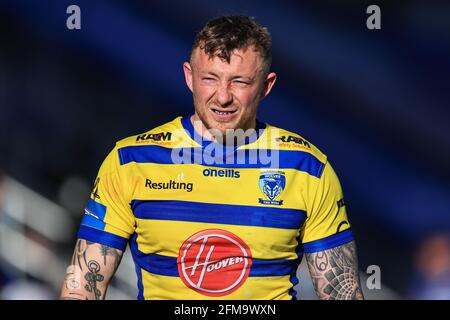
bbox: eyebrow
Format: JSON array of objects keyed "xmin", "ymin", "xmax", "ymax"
[
  {"xmin": 200, "ymin": 72, "xmax": 219, "ymax": 78},
  {"xmin": 200, "ymin": 72, "xmax": 255, "ymax": 82}
]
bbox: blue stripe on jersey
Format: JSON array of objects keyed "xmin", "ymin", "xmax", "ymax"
[
  {"xmin": 77, "ymin": 225, "xmax": 128, "ymax": 251},
  {"xmin": 118, "ymin": 145, "xmax": 325, "ymax": 178},
  {"xmin": 302, "ymin": 229, "xmax": 354, "ymax": 253},
  {"xmin": 81, "ymin": 214, "xmax": 106, "ymax": 230},
  {"xmin": 289, "ymin": 236, "xmax": 304, "ymax": 300},
  {"xmin": 249, "ymin": 256, "xmax": 302, "ymax": 277},
  {"xmin": 129, "ymin": 235, "xmax": 179, "ymax": 277},
  {"xmin": 129, "ymin": 239, "xmax": 299, "ymax": 278},
  {"xmin": 130, "ymin": 233, "xmax": 145, "ymax": 300},
  {"xmin": 86, "ymin": 199, "xmax": 107, "ymax": 219},
  {"xmin": 131, "ymin": 200, "xmax": 306, "ymax": 230},
  {"xmin": 81, "ymin": 199, "xmax": 107, "ymax": 230}
]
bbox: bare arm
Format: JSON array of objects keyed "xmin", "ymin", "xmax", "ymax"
[
  {"xmin": 305, "ymin": 240, "xmax": 364, "ymax": 300},
  {"xmin": 60, "ymin": 239, "xmax": 124, "ymax": 300}
]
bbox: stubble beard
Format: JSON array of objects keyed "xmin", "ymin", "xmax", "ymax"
[{"xmin": 193, "ymin": 102, "xmax": 258, "ymax": 145}]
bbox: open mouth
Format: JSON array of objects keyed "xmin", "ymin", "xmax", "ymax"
[{"xmin": 211, "ymin": 108, "xmax": 237, "ymax": 116}]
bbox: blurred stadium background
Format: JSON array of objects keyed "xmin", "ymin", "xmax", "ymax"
[{"xmin": 0, "ymin": 0, "xmax": 449, "ymax": 299}]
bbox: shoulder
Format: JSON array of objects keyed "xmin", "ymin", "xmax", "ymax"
[
  {"xmin": 114, "ymin": 116, "xmax": 193, "ymax": 149},
  {"xmin": 99, "ymin": 117, "xmax": 190, "ymax": 170},
  {"xmin": 263, "ymin": 123, "xmax": 328, "ymax": 165}
]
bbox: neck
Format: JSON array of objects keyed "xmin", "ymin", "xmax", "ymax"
[{"xmin": 190, "ymin": 114, "xmax": 257, "ymax": 146}]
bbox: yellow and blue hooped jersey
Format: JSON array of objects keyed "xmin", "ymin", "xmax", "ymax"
[{"xmin": 77, "ymin": 116, "xmax": 353, "ymax": 300}]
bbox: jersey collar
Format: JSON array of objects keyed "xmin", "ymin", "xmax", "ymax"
[{"xmin": 181, "ymin": 114, "xmax": 266, "ymax": 149}]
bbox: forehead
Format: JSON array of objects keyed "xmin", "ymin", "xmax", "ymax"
[{"xmin": 192, "ymin": 46, "xmax": 262, "ymax": 77}]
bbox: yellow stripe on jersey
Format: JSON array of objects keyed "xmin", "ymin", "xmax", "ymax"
[
  {"xmin": 134, "ymin": 219, "xmax": 301, "ymax": 260},
  {"xmin": 130, "ymin": 164, "xmax": 312, "ymax": 210},
  {"xmin": 141, "ymin": 269, "xmax": 293, "ymax": 300}
]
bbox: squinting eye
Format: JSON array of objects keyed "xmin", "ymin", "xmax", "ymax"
[{"xmin": 233, "ymin": 80, "xmax": 249, "ymax": 85}]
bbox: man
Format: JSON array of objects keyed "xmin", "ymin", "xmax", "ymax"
[{"xmin": 60, "ymin": 15, "xmax": 364, "ymax": 300}]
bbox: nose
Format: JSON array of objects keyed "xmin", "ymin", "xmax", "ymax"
[{"xmin": 215, "ymin": 81, "xmax": 233, "ymax": 106}]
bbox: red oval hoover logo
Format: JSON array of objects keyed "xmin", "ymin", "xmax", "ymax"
[{"xmin": 177, "ymin": 229, "xmax": 252, "ymax": 297}]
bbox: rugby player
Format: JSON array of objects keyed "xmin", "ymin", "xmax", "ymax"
[{"xmin": 60, "ymin": 15, "xmax": 364, "ymax": 300}]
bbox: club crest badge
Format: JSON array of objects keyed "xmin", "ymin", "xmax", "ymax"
[{"xmin": 258, "ymin": 171, "xmax": 286, "ymax": 205}]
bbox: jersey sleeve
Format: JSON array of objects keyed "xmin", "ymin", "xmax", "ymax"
[
  {"xmin": 300, "ymin": 160, "xmax": 354, "ymax": 253},
  {"xmin": 77, "ymin": 145, "xmax": 136, "ymax": 251}
]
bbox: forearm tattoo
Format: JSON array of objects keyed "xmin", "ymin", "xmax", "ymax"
[
  {"xmin": 62, "ymin": 239, "xmax": 123, "ymax": 300},
  {"xmin": 305, "ymin": 240, "xmax": 364, "ymax": 300}
]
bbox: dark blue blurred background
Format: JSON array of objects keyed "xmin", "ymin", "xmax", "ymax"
[{"xmin": 0, "ymin": 0, "xmax": 449, "ymax": 298}]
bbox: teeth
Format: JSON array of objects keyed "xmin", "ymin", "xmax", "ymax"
[{"xmin": 214, "ymin": 110, "xmax": 231, "ymax": 115}]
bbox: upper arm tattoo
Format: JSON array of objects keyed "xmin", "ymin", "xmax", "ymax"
[
  {"xmin": 305, "ymin": 240, "xmax": 364, "ymax": 300},
  {"xmin": 63, "ymin": 239, "xmax": 123, "ymax": 300}
]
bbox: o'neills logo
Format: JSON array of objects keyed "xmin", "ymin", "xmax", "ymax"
[{"xmin": 177, "ymin": 229, "xmax": 252, "ymax": 297}]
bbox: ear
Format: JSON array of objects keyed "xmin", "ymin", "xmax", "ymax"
[
  {"xmin": 261, "ymin": 72, "xmax": 277, "ymax": 99},
  {"xmin": 183, "ymin": 62, "xmax": 193, "ymax": 93}
]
